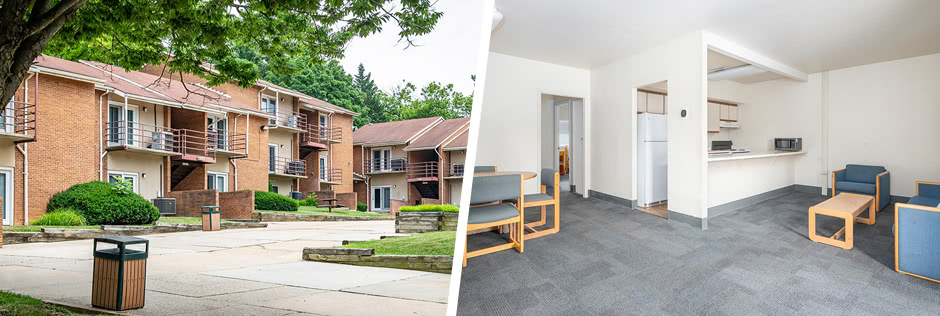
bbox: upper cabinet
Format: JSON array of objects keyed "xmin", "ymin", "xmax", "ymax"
[
  {"xmin": 647, "ymin": 93, "xmax": 665, "ymax": 114},
  {"xmin": 719, "ymin": 104, "xmax": 738, "ymax": 121},
  {"xmin": 707, "ymin": 102, "xmax": 720, "ymax": 133},
  {"xmin": 637, "ymin": 91, "xmax": 648, "ymax": 113}
]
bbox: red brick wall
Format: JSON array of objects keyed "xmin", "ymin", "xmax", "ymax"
[
  {"xmin": 15, "ymin": 74, "xmax": 99, "ymax": 224},
  {"xmin": 336, "ymin": 192, "xmax": 357, "ymax": 210},
  {"xmin": 234, "ymin": 115, "xmax": 270, "ymax": 192},
  {"xmin": 331, "ymin": 114, "xmax": 354, "ymax": 194},
  {"xmin": 218, "ymin": 190, "xmax": 254, "ymax": 219},
  {"xmin": 354, "ymin": 181, "xmax": 369, "ymax": 207},
  {"xmin": 165, "ymin": 190, "xmax": 218, "ymax": 217}
]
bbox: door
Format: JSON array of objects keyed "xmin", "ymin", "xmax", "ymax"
[
  {"xmin": 269, "ymin": 145, "xmax": 278, "ymax": 172},
  {"xmin": 108, "ymin": 105, "xmax": 122, "ymax": 144},
  {"xmin": 1, "ymin": 100, "xmax": 14, "ymax": 133},
  {"xmin": 125, "ymin": 107, "xmax": 137, "ymax": 146},
  {"xmin": 372, "ymin": 186, "xmax": 391, "ymax": 211},
  {"xmin": 319, "ymin": 114, "xmax": 329, "ymax": 138},
  {"xmin": 319, "ymin": 154, "xmax": 328, "ymax": 181},
  {"xmin": 262, "ymin": 96, "xmax": 277, "ymax": 125},
  {"xmin": 372, "ymin": 148, "xmax": 390, "ymax": 171},
  {"xmin": 208, "ymin": 116, "xmax": 227, "ymax": 150},
  {"xmin": 0, "ymin": 168, "xmax": 11, "ymax": 225}
]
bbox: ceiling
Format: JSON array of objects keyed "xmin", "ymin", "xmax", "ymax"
[
  {"xmin": 490, "ymin": 0, "xmax": 940, "ymax": 75},
  {"xmin": 707, "ymin": 49, "xmax": 785, "ymax": 83}
]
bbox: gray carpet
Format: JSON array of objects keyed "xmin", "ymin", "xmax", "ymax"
[{"xmin": 458, "ymin": 191, "xmax": 940, "ymax": 315}]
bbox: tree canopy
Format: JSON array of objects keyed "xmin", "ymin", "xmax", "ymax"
[{"xmin": 1, "ymin": 0, "xmax": 442, "ymax": 110}]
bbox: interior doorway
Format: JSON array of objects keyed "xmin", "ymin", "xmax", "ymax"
[
  {"xmin": 541, "ymin": 94, "xmax": 584, "ymax": 194},
  {"xmin": 636, "ymin": 81, "xmax": 669, "ymax": 218}
]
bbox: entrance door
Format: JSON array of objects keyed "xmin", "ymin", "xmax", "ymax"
[
  {"xmin": 0, "ymin": 168, "xmax": 11, "ymax": 225},
  {"xmin": 268, "ymin": 145, "xmax": 278, "ymax": 172},
  {"xmin": 2, "ymin": 100, "xmax": 14, "ymax": 133},
  {"xmin": 125, "ymin": 107, "xmax": 137, "ymax": 146},
  {"xmin": 208, "ymin": 116, "xmax": 227, "ymax": 150},
  {"xmin": 372, "ymin": 186, "xmax": 391, "ymax": 211},
  {"xmin": 319, "ymin": 154, "xmax": 328, "ymax": 181}
]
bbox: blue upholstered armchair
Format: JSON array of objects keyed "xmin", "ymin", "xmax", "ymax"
[
  {"xmin": 894, "ymin": 181, "xmax": 940, "ymax": 283},
  {"xmin": 832, "ymin": 164, "xmax": 890, "ymax": 211}
]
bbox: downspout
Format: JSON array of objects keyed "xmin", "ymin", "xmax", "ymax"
[
  {"xmin": 17, "ymin": 72, "xmax": 36, "ymax": 225},
  {"xmin": 435, "ymin": 147, "xmax": 443, "ymax": 202},
  {"xmin": 99, "ymin": 91, "xmax": 111, "ymax": 180}
]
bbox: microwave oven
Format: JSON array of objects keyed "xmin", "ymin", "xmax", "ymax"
[{"xmin": 774, "ymin": 138, "xmax": 802, "ymax": 151}]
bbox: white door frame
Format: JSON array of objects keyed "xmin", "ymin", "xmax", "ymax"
[
  {"xmin": 0, "ymin": 167, "xmax": 12, "ymax": 226},
  {"xmin": 371, "ymin": 185, "xmax": 391, "ymax": 211},
  {"xmin": 537, "ymin": 90, "xmax": 589, "ymax": 197}
]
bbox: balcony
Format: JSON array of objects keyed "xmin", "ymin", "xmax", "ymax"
[
  {"xmin": 319, "ymin": 168, "xmax": 342, "ymax": 185},
  {"xmin": 0, "ymin": 101, "xmax": 36, "ymax": 143},
  {"xmin": 300, "ymin": 124, "xmax": 342, "ymax": 157},
  {"xmin": 269, "ymin": 156, "xmax": 306, "ymax": 178},
  {"xmin": 407, "ymin": 161, "xmax": 439, "ymax": 182},
  {"xmin": 446, "ymin": 162, "xmax": 465, "ymax": 179},
  {"xmin": 262, "ymin": 107, "xmax": 306, "ymax": 133},
  {"xmin": 366, "ymin": 158, "xmax": 407, "ymax": 174},
  {"xmin": 208, "ymin": 129, "xmax": 247, "ymax": 158},
  {"xmin": 175, "ymin": 129, "xmax": 216, "ymax": 163},
  {"xmin": 105, "ymin": 121, "xmax": 180, "ymax": 157}
]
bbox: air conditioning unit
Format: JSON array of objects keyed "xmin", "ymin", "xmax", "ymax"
[
  {"xmin": 153, "ymin": 197, "xmax": 177, "ymax": 215},
  {"xmin": 290, "ymin": 192, "xmax": 303, "ymax": 200}
]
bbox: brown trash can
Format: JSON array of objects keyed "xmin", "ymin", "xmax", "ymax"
[
  {"xmin": 201, "ymin": 206, "xmax": 221, "ymax": 231},
  {"xmin": 92, "ymin": 236, "xmax": 149, "ymax": 311}
]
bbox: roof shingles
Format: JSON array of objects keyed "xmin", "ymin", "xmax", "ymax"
[
  {"xmin": 404, "ymin": 117, "xmax": 470, "ymax": 151},
  {"xmin": 352, "ymin": 117, "xmax": 443, "ymax": 146}
]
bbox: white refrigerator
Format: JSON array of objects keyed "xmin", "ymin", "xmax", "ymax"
[{"xmin": 638, "ymin": 113, "xmax": 667, "ymax": 207}]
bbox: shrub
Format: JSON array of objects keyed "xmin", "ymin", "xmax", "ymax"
[
  {"xmin": 399, "ymin": 204, "xmax": 460, "ymax": 213},
  {"xmin": 299, "ymin": 193, "xmax": 318, "ymax": 207},
  {"xmin": 255, "ymin": 191, "xmax": 299, "ymax": 211},
  {"xmin": 357, "ymin": 202, "xmax": 368, "ymax": 212},
  {"xmin": 46, "ymin": 181, "xmax": 160, "ymax": 225},
  {"xmin": 31, "ymin": 208, "xmax": 88, "ymax": 226}
]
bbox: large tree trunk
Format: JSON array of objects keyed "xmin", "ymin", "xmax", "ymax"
[{"xmin": 0, "ymin": 0, "xmax": 87, "ymax": 111}]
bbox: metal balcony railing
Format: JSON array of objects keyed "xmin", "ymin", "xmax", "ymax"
[
  {"xmin": 450, "ymin": 162, "xmax": 465, "ymax": 177},
  {"xmin": 407, "ymin": 161, "xmax": 439, "ymax": 179},
  {"xmin": 261, "ymin": 106, "xmax": 307, "ymax": 130},
  {"xmin": 269, "ymin": 156, "xmax": 306, "ymax": 176},
  {"xmin": 320, "ymin": 168, "xmax": 342, "ymax": 183},
  {"xmin": 367, "ymin": 158, "xmax": 407, "ymax": 173},
  {"xmin": 106, "ymin": 120, "xmax": 177, "ymax": 153},
  {"xmin": 300, "ymin": 124, "xmax": 342, "ymax": 145},
  {"xmin": 208, "ymin": 129, "xmax": 247, "ymax": 154},
  {"xmin": 176, "ymin": 129, "xmax": 213, "ymax": 158},
  {"xmin": 1, "ymin": 101, "xmax": 37, "ymax": 137}
]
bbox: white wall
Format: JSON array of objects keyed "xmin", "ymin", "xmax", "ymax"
[
  {"xmin": 476, "ymin": 52, "xmax": 591, "ymax": 193},
  {"xmin": 590, "ymin": 31, "xmax": 708, "ymax": 219}
]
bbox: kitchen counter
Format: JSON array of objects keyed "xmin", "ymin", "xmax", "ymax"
[{"xmin": 708, "ymin": 151, "xmax": 806, "ymax": 162}]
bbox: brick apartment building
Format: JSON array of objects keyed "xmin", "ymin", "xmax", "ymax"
[
  {"xmin": 1, "ymin": 55, "xmax": 356, "ymax": 225},
  {"xmin": 352, "ymin": 117, "xmax": 469, "ymax": 213}
]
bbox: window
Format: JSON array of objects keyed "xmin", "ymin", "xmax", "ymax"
[
  {"xmin": 372, "ymin": 148, "xmax": 391, "ymax": 171},
  {"xmin": 108, "ymin": 104, "xmax": 137, "ymax": 146},
  {"xmin": 108, "ymin": 171, "xmax": 139, "ymax": 194},
  {"xmin": 1, "ymin": 100, "xmax": 13, "ymax": 133},
  {"xmin": 207, "ymin": 172, "xmax": 228, "ymax": 192},
  {"xmin": 208, "ymin": 116, "xmax": 227, "ymax": 150},
  {"xmin": 319, "ymin": 154, "xmax": 328, "ymax": 181},
  {"xmin": 271, "ymin": 185, "xmax": 279, "ymax": 194},
  {"xmin": 0, "ymin": 168, "xmax": 12, "ymax": 226},
  {"xmin": 261, "ymin": 96, "xmax": 277, "ymax": 125},
  {"xmin": 372, "ymin": 186, "xmax": 391, "ymax": 211},
  {"xmin": 268, "ymin": 144, "xmax": 278, "ymax": 172}
]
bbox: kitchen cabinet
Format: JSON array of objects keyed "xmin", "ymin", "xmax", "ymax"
[
  {"xmin": 707, "ymin": 102, "xmax": 720, "ymax": 133},
  {"xmin": 637, "ymin": 91, "xmax": 647, "ymax": 113},
  {"xmin": 719, "ymin": 104, "xmax": 738, "ymax": 121},
  {"xmin": 647, "ymin": 93, "xmax": 665, "ymax": 114},
  {"xmin": 664, "ymin": 95, "xmax": 668, "ymax": 114}
]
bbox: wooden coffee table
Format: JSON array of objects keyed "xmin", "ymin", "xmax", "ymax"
[{"xmin": 808, "ymin": 193, "xmax": 875, "ymax": 249}]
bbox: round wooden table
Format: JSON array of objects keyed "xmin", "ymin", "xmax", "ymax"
[{"xmin": 473, "ymin": 171, "xmax": 537, "ymax": 180}]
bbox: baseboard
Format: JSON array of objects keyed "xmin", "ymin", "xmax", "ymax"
[
  {"xmin": 588, "ymin": 190, "xmax": 634, "ymax": 209},
  {"xmin": 668, "ymin": 210, "xmax": 707, "ymax": 229},
  {"xmin": 794, "ymin": 184, "xmax": 823, "ymax": 194},
  {"xmin": 708, "ymin": 185, "xmax": 797, "ymax": 218}
]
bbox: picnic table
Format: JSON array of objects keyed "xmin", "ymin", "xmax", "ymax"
[{"xmin": 320, "ymin": 198, "xmax": 343, "ymax": 213}]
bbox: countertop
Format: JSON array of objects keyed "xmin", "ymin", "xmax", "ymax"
[{"xmin": 708, "ymin": 151, "xmax": 806, "ymax": 162}]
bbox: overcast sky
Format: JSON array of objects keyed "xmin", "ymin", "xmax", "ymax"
[{"xmin": 339, "ymin": 0, "xmax": 484, "ymax": 94}]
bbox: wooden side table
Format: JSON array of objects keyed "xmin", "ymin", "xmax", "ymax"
[{"xmin": 808, "ymin": 193, "xmax": 875, "ymax": 250}]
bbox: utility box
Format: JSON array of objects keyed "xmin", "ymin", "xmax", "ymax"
[
  {"xmin": 92, "ymin": 236, "xmax": 149, "ymax": 311},
  {"xmin": 201, "ymin": 206, "xmax": 221, "ymax": 231},
  {"xmin": 152, "ymin": 197, "xmax": 177, "ymax": 215}
]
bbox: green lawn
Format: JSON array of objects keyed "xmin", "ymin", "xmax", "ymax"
[
  {"xmin": 257, "ymin": 206, "xmax": 392, "ymax": 218},
  {"xmin": 2, "ymin": 225, "xmax": 102, "ymax": 232},
  {"xmin": 340, "ymin": 231, "xmax": 456, "ymax": 256},
  {"xmin": 156, "ymin": 217, "xmax": 238, "ymax": 225},
  {"xmin": 0, "ymin": 290, "xmax": 90, "ymax": 315}
]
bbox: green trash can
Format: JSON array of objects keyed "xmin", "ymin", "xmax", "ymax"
[{"xmin": 92, "ymin": 236, "xmax": 149, "ymax": 311}]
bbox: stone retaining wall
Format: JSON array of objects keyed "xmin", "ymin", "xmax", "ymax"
[
  {"xmin": 395, "ymin": 212, "xmax": 459, "ymax": 233},
  {"xmin": 253, "ymin": 212, "xmax": 392, "ymax": 222},
  {"xmin": 2, "ymin": 222, "xmax": 267, "ymax": 245},
  {"xmin": 303, "ymin": 247, "xmax": 452, "ymax": 274}
]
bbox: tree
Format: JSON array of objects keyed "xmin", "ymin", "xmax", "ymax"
[
  {"xmin": 264, "ymin": 58, "xmax": 369, "ymax": 127},
  {"xmin": 394, "ymin": 81, "xmax": 472, "ymax": 121},
  {"xmin": 1, "ymin": 0, "xmax": 443, "ymax": 111},
  {"xmin": 354, "ymin": 63, "xmax": 384, "ymax": 125}
]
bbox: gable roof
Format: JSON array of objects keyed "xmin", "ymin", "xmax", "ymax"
[
  {"xmin": 404, "ymin": 117, "xmax": 470, "ymax": 151},
  {"xmin": 443, "ymin": 129, "xmax": 468, "ymax": 151},
  {"xmin": 353, "ymin": 116, "xmax": 443, "ymax": 146}
]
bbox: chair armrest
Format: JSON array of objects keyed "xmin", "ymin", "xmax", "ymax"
[
  {"xmin": 877, "ymin": 171, "xmax": 890, "ymax": 210},
  {"xmin": 894, "ymin": 203, "xmax": 940, "ymax": 275},
  {"xmin": 917, "ymin": 181, "xmax": 940, "ymax": 199},
  {"xmin": 832, "ymin": 169, "xmax": 846, "ymax": 196}
]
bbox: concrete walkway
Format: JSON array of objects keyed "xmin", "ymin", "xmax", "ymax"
[{"xmin": 0, "ymin": 221, "xmax": 450, "ymax": 315}]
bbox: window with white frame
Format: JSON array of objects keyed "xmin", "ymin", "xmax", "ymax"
[
  {"xmin": 108, "ymin": 103, "xmax": 138, "ymax": 146},
  {"xmin": 107, "ymin": 171, "xmax": 139, "ymax": 194},
  {"xmin": 319, "ymin": 154, "xmax": 328, "ymax": 181},
  {"xmin": 207, "ymin": 115, "xmax": 228, "ymax": 151},
  {"xmin": 372, "ymin": 147, "xmax": 391, "ymax": 172},
  {"xmin": 207, "ymin": 172, "xmax": 228, "ymax": 192},
  {"xmin": 261, "ymin": 95, "xmax": 277, "ymax": 125}
]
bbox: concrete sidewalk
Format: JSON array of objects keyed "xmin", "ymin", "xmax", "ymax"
[{"xmin": 0, "ymin": 221, "xmax": 451, "ymax": 315}]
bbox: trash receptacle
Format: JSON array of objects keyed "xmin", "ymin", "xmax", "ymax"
[
  {"xmin": 201, "ymin": 206, "xmax": 221, "ymax": 231},
  {"xmin": 92, "ymin": 236, "xmax": 148, "ymax": 311}
]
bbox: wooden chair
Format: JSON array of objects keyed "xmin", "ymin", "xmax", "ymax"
[
  {"xmin": 523, "ymin": 168, "xmax": 560, "ymax": 240},
  {"xmin": 463, "ymin": 174, "xmax": 524, "ymax": 267}
]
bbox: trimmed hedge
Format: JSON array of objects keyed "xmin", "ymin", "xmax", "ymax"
[
  {"xmin": 46, "ymin": 181, "xmax": 160, "ymax": 225},
  {"xmin": 31, "ymin": 208, "xmax": 87, "ymax": 226},
  {"xmin": 399, "ymin": 204, "xmax": 460, "ymax": 213},
  {"xmin": 357, "ymin": 202, "xmax": 368, "ymax": 212},
  {"xmin": 255, "ymin": 191, "xmax": 299, "ymax": 211}
]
